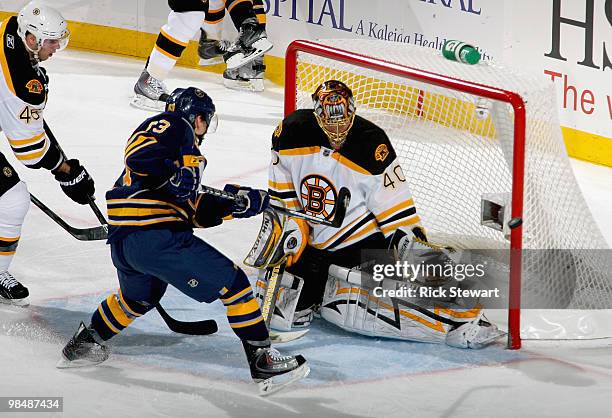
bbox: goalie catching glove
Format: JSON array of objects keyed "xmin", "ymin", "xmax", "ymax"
[{"xmin": 52, "ymin": 159, "xmax": 95, "ymax": 205}]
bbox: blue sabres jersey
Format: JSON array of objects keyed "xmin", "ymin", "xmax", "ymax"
[{"xmin": 105, "ymin": 112, "xmax": 205, "ymax": 243}]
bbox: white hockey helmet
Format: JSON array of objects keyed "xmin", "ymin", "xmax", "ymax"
[{"xmin": 17, "ymin": 1, "xmax": 70, "ymax": 53}]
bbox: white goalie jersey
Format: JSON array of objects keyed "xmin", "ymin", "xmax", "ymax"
[{"xmin": 268, "ymin": 109, "xmax": 421, "ymax": 251}]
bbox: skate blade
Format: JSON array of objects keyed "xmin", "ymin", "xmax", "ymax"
[
  {"xmin": 56, "ymin": 355, "xmax": 108, "ymax": 369},
  {"xmin": 130, "ymin": 94, "xmax": 166, "ymax": 112},
  {"xmin": 223, "ymin": 78, "xmax": 264, "ymax": 93},
  {"xmin": 0, "ymin": 296, "xmax": 30, "ymax": 307},
  {"xmin": 258, "ymin": 362, "xmax": 310, "ymax": 397},
  {"xmin": 269, "ymin": 329, "xmax": 309, "ymax": 344},
  {"xmin": 225, "ymin": 38, "xmax": 273, "ymax": 69},
  {"xmin": 199, "ymin": 56, "xmax": 224, "ymax": 66}
]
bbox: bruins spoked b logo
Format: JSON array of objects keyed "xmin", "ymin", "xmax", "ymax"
[{"xmin": 300, "ymin": 175, "xmax": 337, "ymax": 220}]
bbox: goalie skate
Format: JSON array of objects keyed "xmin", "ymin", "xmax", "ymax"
[
  {"xmin": 197, "ymin": 30, "xmax": 230, "ymax": 66},
  {"xmin": 0, "ymin": 272, "xmax": 29, "ymax": 307},
  {"xmin": 446, "ymin": 318, "xmax": 506, "ymax": 349},
  {"xmin": 57, "ymin": 322, "xmax": 110, "ymax": 368},
  {"xmin": 130, "ymin": 69, "xmax": 169, "ymax": 111}
]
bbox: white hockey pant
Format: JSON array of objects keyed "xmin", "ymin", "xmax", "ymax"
[
  {"xmin": 0, "ymin": 182, "xmax": 30, "ymax": 272},
  {"xmin": 148, "ymin": 11, "xmax": 205, "ymax": 80}
]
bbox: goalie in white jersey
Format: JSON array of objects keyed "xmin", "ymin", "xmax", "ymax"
[
  {"xmin": 252, "ymin": 80, "xmax": 503, "ymax": 348},
  {"xmin": 0, "ymin": 2, "xmax": 95, "ymax": 305}
]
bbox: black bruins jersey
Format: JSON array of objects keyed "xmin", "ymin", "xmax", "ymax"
[
  {"xmin": 268, "ymin": 109, "xmax": 421, "ymax": 251},
  {"xmin": 0, "ymin": 15, "xmax": 63, "ymax": 184}
]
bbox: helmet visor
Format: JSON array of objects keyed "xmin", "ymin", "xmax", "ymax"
[
  {"xmin": 42, "ymin": 29, "xmax": 70, "ymax": 51},
  {"xmin": 205, "ymin": 113, "xmax": 218, "ymax": 134}
]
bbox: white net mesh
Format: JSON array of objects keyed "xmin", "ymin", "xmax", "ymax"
[{"xmin": 290, "ymin": 40, "xmax": 612, "ymax": 319}]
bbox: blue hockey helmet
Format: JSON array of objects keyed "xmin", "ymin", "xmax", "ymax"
[{"xmin": 165, "ymin": 87, "xmax": 218, "ymax": 134}]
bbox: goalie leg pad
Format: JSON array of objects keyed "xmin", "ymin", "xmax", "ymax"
[
  {"xmin": 255, "ymin": 269, "xmax": 305, "ymax": 331},
  {"xmin": 321, "ymin": 266, "xmax": 451, "ymax": 343}
]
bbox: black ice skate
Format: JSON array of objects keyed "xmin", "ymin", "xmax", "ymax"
[
  {"xmin": 224, "ymin": 18, "xmax": 272, "ymax": 70},
  {"xmin": 0, "ymin": 271, "xmax": 29, "ymax": 306},
  {"xmin": 198, "ymin": 29, "xmax": 231, "ymax": 66},
  {"xmin": 57, "ymin": 322, "xmax": 110, "ymax": 369},
  {"xmin": 223, "ymin": 56, "xmax": 266, "ymax": 92},
  {"xmin": 130, "ymin": 69, "xmax": 169, "ymax": 111},
  {"xmin": 243, "ymin": 339, "xmax": 309, "ymax": 396}
]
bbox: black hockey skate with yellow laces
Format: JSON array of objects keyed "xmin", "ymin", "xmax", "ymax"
[
  {"xmin": 0, "ymin": 271, "xmax": 29, "ymax": 306},
  {"xmin": 224, "ymin": 18, "xmax": 272, "ymax": 70},
  {"xmin": 57, "ymin": 322, "xmax": 110, "ymax": 368},
  {"xmin": 242, "ymin": 339, "xmax": 309, "ymax": 396}
]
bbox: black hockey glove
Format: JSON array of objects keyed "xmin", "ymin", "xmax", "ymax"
[
  {"xmin": 224, "ymin": 184, "xmax": 269, "ymax": 218},
  {"xmin": 53, "ymin": 159, "xmax": 95, "ymax": 205},
  {"xmin": 165, "ymin": 160, "xmax": 201, "ymax": 202}
]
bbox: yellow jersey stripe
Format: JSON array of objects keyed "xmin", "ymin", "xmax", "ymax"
[
  {"xmin": 0, "ymin": 236, "xmax": 19, "ymax": 242},
  {"xmin": 7, "ymin": 132, "xmax": 45, "ymax": 147},
  {"xmin": 15, "ymin": 142, "xmax": 49, "ymax": 161},
  {"xmin": 268, "ymin": 180, "xmax": 294, "ymax": 190},
  {"xmin": 380, "ymin": 216, "xmax": 421, "ymax": 235},
  {"xmin": 107, "ymin": 199, "xmax": 189, "ymax": 219},
  {"xmin": 0, "ymin": 251, "xmax": 16, "ymax": 256},
  {"xmin": 108, "ymin": 217, "xmax": 184, "ymax": 226},
  {"xmin": 125, "ymin": 140, "xmax": 157, "ymax": 160},
  {"xmin": 375, "ymin": 199, "xmax": 415, "ymax": 222},
  {"xmin": 107, "ymin": 208, "xmax": 179, "ymax": 217},
  {"xmin": 280, "ymin": 146, "xmax": 320, "ymax": 156},
  {"xmin": 331, "ymin": 153, "xmax": 371, "ymax": 175}
]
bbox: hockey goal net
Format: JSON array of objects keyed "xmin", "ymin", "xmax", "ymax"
[{"xmin": 284, "ymin": 39, "xmax": 612, "ymax": 348}]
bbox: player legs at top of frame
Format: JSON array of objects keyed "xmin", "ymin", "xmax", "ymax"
[
  {"xmin": 198, "ymin": 0, "xmax": 268, "ymax": 92},
  {"xmin": 131, "ymin": 0, "xmax": 272, "ymax": 111},
  {"xmin": 249, "ymin": 79, "xmax": 505, "ymax": 349},
  {"xmin": 0, "ymin": 2, "xmax": 95, "ymax": 306},
  {"xmin": 59, "ymin": 87, "xmax": 308, "ymax": 394}
]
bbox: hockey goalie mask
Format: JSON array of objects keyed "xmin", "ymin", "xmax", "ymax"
[{"xmin": 312, "ymin": 80, "xmax": 356, "ymax": 150}]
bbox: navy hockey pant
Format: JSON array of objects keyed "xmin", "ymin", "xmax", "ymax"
[{"xmin": 90, "ymin": 229, "xmax": 268, "ymax": 341}]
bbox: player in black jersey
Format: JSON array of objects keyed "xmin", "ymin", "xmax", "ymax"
[{"xmin": 0, "ymin": 2, "xmax": 94, "ymax": 305}]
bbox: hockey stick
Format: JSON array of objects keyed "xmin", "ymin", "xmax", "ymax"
[
  {"xmin": 199, "ymin": 184, "xmax": 351, "ymax": 227},
  {"xmin": 43, "ymin": 120, "xmax": 109, "ymax": 226},
  {"xmin": 30, "ymin": 194, "xmax": 108, "ymax": 240},
  {"xmin": 155, "ymin": 303, "xmax": 218, "ymax": 336}
]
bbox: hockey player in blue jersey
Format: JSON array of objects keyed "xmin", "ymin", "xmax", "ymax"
[{"xmin": 58, "ymin": 87, "xmax": 309, "ymax": 394}]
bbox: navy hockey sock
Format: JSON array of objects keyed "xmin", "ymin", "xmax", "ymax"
[{"xmin": 220, "ymin": 270, "xmax": 269, "ymax": 341}]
